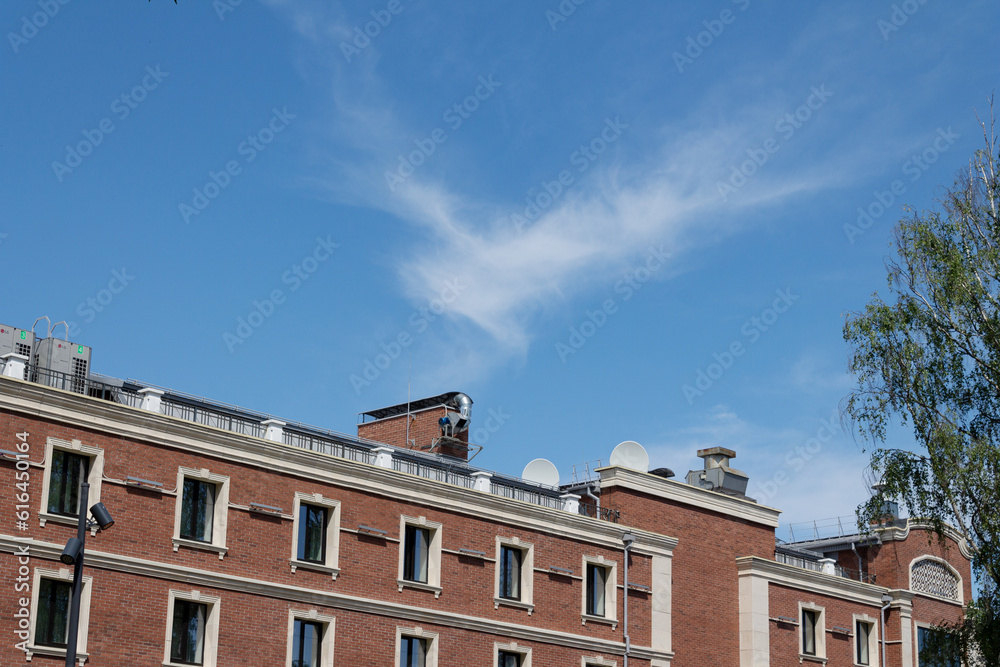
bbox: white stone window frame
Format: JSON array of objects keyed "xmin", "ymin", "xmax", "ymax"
[
  {"xmin": 397, "ymin": 515, "xmax": 443, "ymax": 597},
  {"xmin": 798, "ymin": 601, "xmax": 827, "ymax": 663},
  {"xmin": 493, "ymin": 536, "xmax": 534, "ymax": 614},
  {"xmin": 852, "ymin": 613, "xmax": 880, "ymax": 667},
  {"xmin": 494, "ymin": 640, "xmax": 532, "ymax": 667},
  {"xmin": 395, "ymin": 626, "xmax": 438, "ymax": 667},
  {"xmin": 162, "ymin": 589, "xmax": 221, "ymax": 667},
  {"xmin": 172, "ymin": 467, "xmax": 230, "ymax": 559},
  {"xmin": 289, "ymin": 492, "xmax": 341, "ymax": 579},
  {"xmin": 581, "ymin": 657, "xmax": 617, "ymax": 667},
  {"xmin": 38, "ymin": 437, "xmax": 104, "ymax": 532},
  {"xmin": 25, "ymin": 567, "xmax": 93, "ymax": 666},
  {"xmin": 581, "ymin": 555, "xmax": 618, "ymax": 627},
  {"xmin": 909, "ymin": 555, "xmax": 963, "ymax": 605},
  {"xmin": 285, "ymin": 608, "xmax": 336, "ymax": 667}
]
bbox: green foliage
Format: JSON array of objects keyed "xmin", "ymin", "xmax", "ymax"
[{"xmin": 844, "ymin": 102, "xmax": 1000, "ymax": 663}]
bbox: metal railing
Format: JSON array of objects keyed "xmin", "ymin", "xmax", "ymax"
[
  {"xmin": 579, "ymin": 502, "xmax": 621, "ymax": 523},
  {"xmin": 24, "ymin": 365, "xmax": 145, "ymax": 408},
  {"xmin": 282, "ymin": 429, "xmax": 376, "ymax": 465},
  {"xmin": 159, "ymin": 397, "xmax": 264, "ymax": 438},
  {"xmin": 775, "ymin": 551, "xmax": 876, "ymax": 584},
  {"xmin": 490, "ymin": 479, "xmax": 564, "ymax": 509},
  {"xmin": 393, "ymin": 457, "xmax": 475, "ymax": 489},
  {"xmin": 787, "ymin": 515, "xmax": 860, "ymax": 542}
]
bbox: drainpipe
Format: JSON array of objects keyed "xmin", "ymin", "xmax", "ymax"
[
  {"xmin": 880, "ymin": 593, "xmax": 892, "ymax": 667},
  {"xmin": 581, "ymin": 484, "xmax": 600, "ymax": 518},
  {"xmin": 622, "ymin": 533, "xmax": 635, "ymax": 667},
  {"xmin": 851, "ymin": 541, "xmax": 863, "ymax": 581}
]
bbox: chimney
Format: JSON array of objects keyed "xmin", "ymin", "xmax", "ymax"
[
  {"xmin": 357, "ymin": 392, "xmax": 474, "ymax": 460},
  {"xmin": 685, "ymin": 447, "xmax": 751, "ymax": 498}
]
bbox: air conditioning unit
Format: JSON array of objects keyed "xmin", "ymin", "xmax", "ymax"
[
  {"xmin": 0, "ymin": 324, "xmax": 36, "ymax": 380},
  {"xmin": 33, "ymin": 337, "xmax": 92, "ymax": 394}
]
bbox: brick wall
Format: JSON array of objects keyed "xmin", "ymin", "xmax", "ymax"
[{"xmin": 358, "ymin": 407, "xmax": 470, "ymax": 459}]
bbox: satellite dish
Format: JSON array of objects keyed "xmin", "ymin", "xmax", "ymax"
[
  {"xmin": 522, "ymin": 458, "xmax": 560, "ymax": 487},
  {"xmin": 610, "ymin": 440, "xmax": 649, "ymax": 472}
]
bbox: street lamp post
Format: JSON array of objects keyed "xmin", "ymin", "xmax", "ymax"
[{"xmin": 59, "ymin": 482, "xmax": 114, "ymax": 667}]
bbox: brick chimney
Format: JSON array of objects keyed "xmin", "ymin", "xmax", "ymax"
[{"xmin": 357, "ymin": 392, "xmax": 473, "ymax": 460}]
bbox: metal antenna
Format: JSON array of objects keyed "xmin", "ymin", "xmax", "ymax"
[{"xmin": 405, "ymin": 354, "xmax": 412, "ymax": 448}]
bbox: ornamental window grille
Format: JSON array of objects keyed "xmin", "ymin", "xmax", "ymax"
[{"xmin": 911, "ymin": 559, "xmax": 959, "ymax": 600}]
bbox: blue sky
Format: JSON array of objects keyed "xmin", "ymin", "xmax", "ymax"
[{"xmin": 2, "ymin": 0, "xmax": 998, "ymax": 538}]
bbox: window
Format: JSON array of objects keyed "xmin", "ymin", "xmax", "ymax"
[
  {"xmin": 172, "ymin": 468, "xmax": 230, "ymax": 557},
  {"xmin": 171, "ymin": 600, "xmax": 207, "ymax": 664},
  {"xmin": 917, "ymin": 626, "xmax": 961, "ymax": 667},
  {"xmin": 587, "ymin": 564, "xmax": 608, "ymax": 616},
  {"xmin": 397, "ymin": 517, "xmax": 442, "ymax": 595},
  {"xmin": 854, "ymin": 618, "xmax": 876, "ymax": 666},
  {"xmin": 39, "ymin": 437, "xmax": 104, "ymax": 528},
  {"xmin": 25, "ymin": 568, "xmax": 92, "ymax": 662},
  {"xmin": 404, "ymin": 525, "xmax": 430, "ymax": 582},
  {"xmin": 494, "ymin": 538, "xmax": 534, "ymax": 611},
  {"xmin": 495, "ymin": 641, "xmax": 531, "ymax": 667},
  {"xmin": 290, "ymin": 493, "xmax": 341, "ymax": 577},
  {"xmin": 499, "ymin": 546, "xmax": 522, "ymax": 599},
  {"xmin": 802, "ymin": 609, "xmax": 818, "ymax": 655},
  {"xmin": 285, "ymin": 610, "xmax": 335, "ymax": 667},
  {"xmin": 798, "ymin": 603, "xmax": 826, "ymax": 660},
  {"xmin": 163, "ymin": 590, "xmax": 220, "ymax": 667},
  {"xmin": 581, "ymin": 556, "xmax": 617, "ymax": 624},
  {"xmin": 47, "ymin": 450, "xmax": 88, "ymax": 516},
  {"xmin": 181, "ymin": 479, "xmax": 216, "ymax": 542},
  {"xmin": 35, "ymin": 578, "xmax": 71, "ymax": 647},
  {"xmin": 395, "ymin": 627, "xmax": 437, "ymax": 667}
]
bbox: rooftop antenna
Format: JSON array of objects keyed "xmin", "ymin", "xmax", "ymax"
[{"xmin": 405, "ymin": 354, "xmax": 413, "ymax": 448}]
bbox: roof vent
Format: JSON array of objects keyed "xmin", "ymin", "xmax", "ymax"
[{"xmin": 685, "ymin": 447, "xmax": 750, "ymax": 498}]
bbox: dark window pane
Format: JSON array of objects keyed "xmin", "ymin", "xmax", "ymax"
[
  {"xmin": 586, "ymin": 564, "xmax": 607, "ymax": 616},
  {"xmin": 403, "ymin": 526, "xmax": 429, "ymax": 583},
  {"xmin": 297, "ymin": 505, "xmax": 327, "ymax": 563},
  {"xmin": 400, "ymin": 636, "xmax": 427, "ymax": 667},
  {"xmin": 499, "ymin": 546, "xmax": 522, "ymax": 600},
  {"xmin": 35, "ymin": 578, "xmax": 72, "ymax": 647},
  {"xmin": 180, "ymin": 479, "xmax": 216, "ymax": 543},
  {"xmin": 47, "ymin": 450, "xmax": 89, "ymax": 516},
  {"xmin": 498, "ymin": 650, "xmax": 521, "ymax": 667},
  {"xmin": 802, "ymin": 610, "xmax": 817, "ymax": 655},
  {"xmin": 292, "ymin": 619, "xmax": 323, "ymax": 667},
  {"xmin": 170, "ymin": 600, "xmax": 207, "ymax": 665},
  {"xmin": 856, "ymin": 621, "xmax": 870, "ymax": 665}
]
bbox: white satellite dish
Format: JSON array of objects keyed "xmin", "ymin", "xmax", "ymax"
[
  {"xmin": 610, "ymin": 440, "xmax": 649, "ymax": 472},
  {"xmin": 522, "ymin": 458, "xmax": 560, "ymax": 487}
]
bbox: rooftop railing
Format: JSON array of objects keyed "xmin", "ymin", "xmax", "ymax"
[{"xmin": 774, "ymin": 550, "xmax": 876, "ymax": 584}]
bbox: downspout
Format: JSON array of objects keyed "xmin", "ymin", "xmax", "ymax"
[
  {"xmin": 880, "ymin": 593, "xmax": 892, "ymax": 667},
  {"xmin": 581, "ymin": 483, "xmax": 600, "ymax": 517},
  {"xmin": 851, "ymin": 541, "xmax": 863, "ymax": 581},
  {"xmin": 622, "ymin": 533, "xmax": 635, "ymax": 667}
]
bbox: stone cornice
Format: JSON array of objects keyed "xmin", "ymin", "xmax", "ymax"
[
  {"xmin": 736, "ymin": 556, "xmax": 888, "ymax": 606},
  {"xmin": 0, "ymin": 378, "xmax": 677, "ymax": 557},
  {"xmin": 598, "ymin": 466, "xmax": 781, "ymax": 528},
  {"xmin": 0, "ymin": 535, "xmax": 673, "ymax": 663}
]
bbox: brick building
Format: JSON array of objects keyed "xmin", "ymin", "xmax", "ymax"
[{"xmin": 0, "ymin": 324, "xmax": 973, "ymax": 666}]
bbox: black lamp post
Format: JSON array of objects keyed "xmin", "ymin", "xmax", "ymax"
[{"xmin": 58, "ymin": 482, "xmax": 114, "ymax": 667}]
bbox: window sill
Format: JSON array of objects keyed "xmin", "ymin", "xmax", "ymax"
[
  {"xmin": 172, "ymin": 537, "xmax": 228, "ymax": 559},
  {"xmin": 289, "ymin": 559, "xmax": 340, "ymax": 579},
  {"xmin": 581, "ymin": 613, "xmax": 618, "ymax": 629},
  {"xmin": 798, "ymin": 654, "xmax": 827, "ymax": 664},
  {"xmin": 494, "ymin": 597, "xmax": 534, "ymax": 614},
  {"xmin": 397, "ymin": 579, "xmax": 442, "ymax": 598},
  {"xmin": 38, "ymin": 511, "xmax": 98, "ymax": 536},
  {"xmin": 25, "ymin": 644, "xmax": 89, "ymax": 665},
  {"xmin": 164, "ymin": 661, "xmax": 215, "ymax": 667}
]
